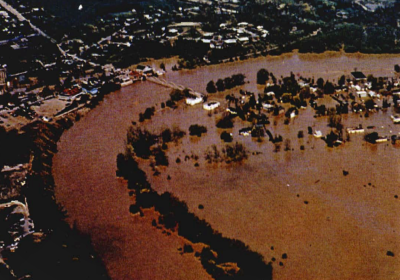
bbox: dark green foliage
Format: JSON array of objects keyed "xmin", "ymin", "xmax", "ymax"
[
  {"xmin": 317, "ymin": 78, "xmax": 324, "ymax": 89},
  {"xmin": 139, "ymin": 107, "xmax": 155, "ymax": 122},
  {"xmin": 324, "ymin": 81, "xmax": 335, "ymax": 94},
  {"xmin": 325, "ymin": 131, "xmax": 339, "ymax": 147},
  {"xmin": 189, "ymin": 125, "xmax": 207, "ymax": 137},
  {"xmin": 206, "ymin": 81, "xmax": 217, "ymax": 94},
  {"xmin": 161, "ymin": 128, "xmax": 172, "ymax": 143},
  {"xmin": 387, "ymin": 251, "xmax": 395, "ymax": 257},
  {"xmin": 365, "ymin": 98, "xmax": 375, "ymax": 110},
  {"xmin": 129, "ymin": 204, "xmax": 140, "ymax": 214},
  {"xmin": 166, "ymin": 100, "xmax": 176, "ymax": 108},
  {"xmin": 183, "ymin": 244, "xmax": 194, "ymax": 253},
  {"xmin": 365, "ymin": 132, "xmax": 379, "ymax": 144},
  {"xmin": 216, "ymin": 114, "xmax": 234, "ymax": 129},
  {"xmin": 224, "ymin": 142, "xmax": 247, "ymax": 162},
  {"xmin": 216, "ymin": 79, "xmax": 225, "ymax": 92},
  {"xmin": 127, "ymin": 127, "xmax": 157, "ymax": 159},
  {"xmin": 220, "ymin": 131, "xmax": 233, "ymax": 143},
  {"xmin": 214, "ymin": 74, "xmax": 245, "ymax": 92},
  {"xmin": 152, "ymin": 146, "xmax": 169, "ymax": 166},
  {"xmin": 257, "ymin": 69, "xmax": 269, "ymax": 85},
  {"xmin": 170, "ymin": 89, "xmax": 185, "ymax": 101},
  {"xmin": 338, "ymin": 75, "xmax": 346, "ymax": 87}
]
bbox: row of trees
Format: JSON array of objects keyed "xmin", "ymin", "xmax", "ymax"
[
  {"xmin": 205, "ymin": 142, "xmax": 248, "ymax": 163},
  {"xmin": 206, "ymin": 74, "xmax": 246, "ymax": 93},
  {"xmin": 116, "ymin": 151, "xmax": 272, "ymax": 280}
]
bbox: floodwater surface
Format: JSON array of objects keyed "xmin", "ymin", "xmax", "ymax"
[{"xmin": 53, "ymin": 52, "xmax": 400, "ymax": 280}]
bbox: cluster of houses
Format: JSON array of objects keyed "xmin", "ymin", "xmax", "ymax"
[{"xmin": 0, "ymin": 7, "xmax": 31, "ymax": 42}]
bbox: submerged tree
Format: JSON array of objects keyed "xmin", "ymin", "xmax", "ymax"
[
  {"xmin": 206, "ymin": 80, "xmax": 217, "ymax": 93},
  {"xmin": 257, "ymin": 69, "xmax": 270, "ymax": 85}
]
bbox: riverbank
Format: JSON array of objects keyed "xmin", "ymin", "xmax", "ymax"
[{"xmin": 0, "ymin": 114, "xmax": 110, "ymax": 279}]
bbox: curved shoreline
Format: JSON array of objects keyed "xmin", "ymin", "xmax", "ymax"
[{"xmin": 52, "ymin": 83, "xmax": 215, "ymax": 280}]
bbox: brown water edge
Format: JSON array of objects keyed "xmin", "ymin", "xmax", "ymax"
[
  {"xmin": 52, "ymin": 82, "xmax": 212, "ymax": 280},
  {"xmin": 147, "ymin": 50, "xmax": 400, "ymax": 90},
  {"xmin": 54, "ymin": 53, "xmax": 400, "ymax": 280}
]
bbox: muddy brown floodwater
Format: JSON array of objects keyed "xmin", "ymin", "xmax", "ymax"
[{"xmin": 54, "ymin": 52, "xmax": 400, "ymax": 280}]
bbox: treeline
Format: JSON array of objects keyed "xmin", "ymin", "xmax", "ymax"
[
  {"xmin": 206, "ymin": 74, "xmax": 246, "ymax": 93},
  {"xmin": 116, "ymin": 152, "xmax": 272, "ymax": 280}
]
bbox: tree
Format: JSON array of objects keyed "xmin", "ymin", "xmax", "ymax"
[
  {"xmin": 324, "ymin": 81, "xmax": 335, "ymax": 94},
  {"xmin": 224, "ymin": 77, "xmax": 234, "ymax": 89},
  {"xmin": 232, "ymin": 74, "xmax": 245, "ymax": 86},
  {"xmin": 127, "ymin": 127, "xmax": 157, "ymax": 158},
  {"xmin": 220, "ymin": 131, "xmax": 233, "ymax": 142},
  {"xmin": 170, "ymin": 89, "xmax": 185, "ymax": 101},
  {"xmin": 317, "ymin": 78, "xmax": 324, "ymax": 89},
  {"xmin": 216, "ymin": 113, "xmax": 234, "ymax": 128},
  {"xmin": 216, "ymin": 79, "xmax": 225, "ymax": 92},
  {"xmin": 153, "ymin": 146, "xmax": 169, "ymax": 166},
  {"xmin": 189, "ymin": 125, "xmax": 207, "ymax": 137},
  {"xmin": 257, "ymin": 69, "xmax": 270, "ymax": 85},
  {"xmin": 338, "ymin": 75, "xmax": 346, "ymax": 87},
  {"xmin": 206, "ymin": 81, "xmax": 217, "ymax": 93}
]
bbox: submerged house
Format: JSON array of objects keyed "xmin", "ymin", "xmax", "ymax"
[
  {"xmin": 351, "ymin": 71, "xmax": 367, "ymax": 82},
  {"xmin": 136, "ymin": 65, "xmax": 153, "ymax": 75}
]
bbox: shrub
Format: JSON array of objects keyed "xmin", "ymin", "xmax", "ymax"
[
  {"xmin": 189, "ymin": 125, "xmax": 207, "ymax": 137},
  {"xmin": 127, "ymin": 127, "xmax": 157, "ymax": 159},
  {"xmin": 216, "ymin": 114, "xmax": 234, "ymax": 128},
  {"xmin": 161, "ymin": 128, "xmax": 172, "ymax": 143},
  {"xmin": 152, "ymin": 146, "xmax": 169, "ymax": 166},
  {"xmin": 166, "ymin": 100, "xmax": 176, "ymax": 108},
  {"xmin": 216, "ymin": 79, "xmax": 225, "ymax": 92},
  {"xmin": 183, "ymin": 244, "xmax": 194, "ymax": 253},
  {"xmin": 220, "ymin": 131, "xmax": 233, "ymax": 142},
  {"xmin": 206, "ymin": 81, "xmax": 217, "ymax": 93},
  {"xmin": 170, "ymin": 89, "xmax": 185, "ymax": 101},
  {"xmin": 172, "ymin": 126, "xmax": 186, "ymax": 140},
  {"xmin": 257, "ymin": 69, "xmax": 269, "ymax": 85},
  {"xmin": 129, "ymin": 204, "xmax": 140, "ymax": 214}
]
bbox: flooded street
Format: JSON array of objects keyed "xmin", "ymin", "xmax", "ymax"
[{"xmin": 53, "ymin": 52, "xmax": 400, "ymax": 279}]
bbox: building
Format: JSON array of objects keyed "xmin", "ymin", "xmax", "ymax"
[
  {"xmin": 351, "ymin": 71, "xmax": 367, "ymax": 81},
  {"xmin": 136, "ymin": 65, "xmax": 153, "ymax": 75}
]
